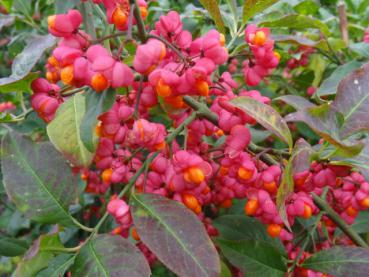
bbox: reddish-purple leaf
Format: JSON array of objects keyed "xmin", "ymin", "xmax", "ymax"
[
  {"xmin": 332, "ymin": 62, "xmax": 369, "ymax": 138},
  {"xmin": 1, "ymin": 130, "xmax": 78, "ymax": 226},
  {"xmin": 302, "ymin": 246, "xmax": 369, "ymax": 277},
  {"xmin": 131, "ymin": 193, "xmax": 220, "ymax": 277},
  {"xmin": 71, "ymin": 234, "xmax": 150, "ymax": 277},
  {"xmin": 284, "ymin": 103, "xmax": 363, "ymax": 157}
]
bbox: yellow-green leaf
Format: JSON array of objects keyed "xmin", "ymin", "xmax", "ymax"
[
  {"xmin": 231, "ymin": 96, "xmax": 293, "ymax": 150},
  {"xmin": 243, "ymin": 0, "xmax": 280, "ymax": 23},
  {"xmin": 199, "ymin": 0, "xmax": 225, "ymax": 33},
  {"xmin": 47, "ymin": 93, "xmax": 94, "ymax": 167}
]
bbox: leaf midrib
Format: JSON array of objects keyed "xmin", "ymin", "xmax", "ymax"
[
  {"xmin": 133, "ymin": 194, "xmax": 210, "ymax": 276},
  {"xmin": 303, "ymin": 259, "xmax": 369, "ymax": 266},
  {"xmin": 343, "ymin": 90, "xmax": 369, "ymax": 122},
  {"xmin": 49, "ymin": 255, "xmax": 75, "ymax": 277},
  {"xmin": 89, "ymin": 241, "xmax": 109, "ymax": 277},
  {"xmin": 7, "ymin": 134, "xmax": 73, "ymax": 224}
]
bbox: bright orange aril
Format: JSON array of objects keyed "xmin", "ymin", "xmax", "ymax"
[
  {"xmin": 47, "ymin": 15, "xmax": 56, "ymax": 29},
  {"xmin": 95, "ymin": 123, "xmax": 103, "ymax": 137},
  {"xmin": 244, "ymin": 199, "xmax": 259, "ymax": 216},
  {"xmin": 131, "ymin": 227, "xmax": 140, "ymax": 241},
  {"xmin": 254, "ymin": 30, "xmax": 267, "ymax": 46},
  {"xmin": 101, "ymin": 168, "xmax": 113, "ymax": 183},
  {"xmin": 156, "ymin": 79, "xmax": 172, "ymax": 97},
  {"xmin": 140, "ymin": 6, "xmax": 148, "ymax": 18},
  {"xmin": 302, "ymin": 204, "xmax": 312, "ymax": 219},
  {"xmin": 195, "ymin": 80, "xmax": 209, "ymax": 96},
  {"xmin": 219, "ymin": 33, "xmax": 226, "ymax": 46},
  {"xmin": 238, "ymin": 167, "xmax": 254, "ymax": 180},
  {"xmin": 60, "ymin": 65, "xmax": 74, "ymax": 85},
  {"xmin": 91, "ymin": 73, "xmax": 109, "ymax": 92},
  {"xmin": 112, "ymin": 7, "xmax": 127, "ymax": 28},
  {"xmin": 46, "ymin": 71, "xmax": 58, "ymax": 83},
  {"xmin": 48, "ymin": 56, "xmax": 59, "ymax": 67},
  {"xmin": 219, "ymin": 166, "xmax": 229, "ymax": 176},
  {"xmin": 360, "ymin": 197, "xmax": 369, "ymax": 208},
  {"xmin": 154, "ymin": 141, "xmax": 166, "ymax": 150},
  {"xmin": 183, "ymin": 167, "xmax": 205, "ymax": 184},
  {"xmin": 346, "ymin": 206, "xmax": 358, "ymax": 217},
  {"xmin": 263, "ymin": 181, "xmax": 277, "ymax": 193},
  {"xmin": 267, "ymin": 224, "xmax": 282, "ymax": 238},
  {"xmin": 182, "ymin": 193, "xmax": 201, "ymax": 213}
]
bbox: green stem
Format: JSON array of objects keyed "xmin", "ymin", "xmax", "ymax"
[
  {"xmin": 130, "ymin": 0, "xmax": 147, "ymax": 42},
  {"xmin": 134, "ymin": 75, "xmax": 144, "ymax": 118},
  {"xmin": 312, "ymin": 192, "xmax": 368, "ymax": 248},
  {"xmin": 183, "ymin": 96, "xmax": 218, "ymax": 125},
  {"xmin": 227, "ymin": 22, "xmax": 247, "ymax": 51},
  {"xmin": 289, "ymin": 187, "xmax": 329, "ymax": 273},
  {"xmin": 60, "ymin": 86, "xmax": 88, "ymax": 97},
  {"xmin": 43, "ymin": 246, "xmax": 81, "ymax": 253},
  {"xmin": 71, "ymin": 218, "xmax": 94, "ymax": 233},
  {"xmin": 92, "ymin": 32, "xmax": 126, "ymax": 44}
]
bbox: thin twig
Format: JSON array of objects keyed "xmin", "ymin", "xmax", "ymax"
[
  {"xmin": 147, "ymin": 33, "xmax": 189, "ymax": 65},
  {"xmin": 312, "ymin": 192, "xmax": 368, "ymax": 248},
  {"xmin": 338, "ymin": 1, "xmax": 349, "ymax": 46}
]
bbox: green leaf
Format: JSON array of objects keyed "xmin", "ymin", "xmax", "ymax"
[
  {"xmin": 36, "ymin": 254, "xmax": 75, "ymax": 277},
  {"xmin": 317, "ymin": 61, "xmax": 364, "ymax": 98},
  {"xmin": 302, "ymin": 246, "xmax": 369, "ymax": 277},
  {"xmin": 12, "ymin": 0, "xmax": 31, "ymax": 16},
  {"xmin": 242, "ymin": 0, "xmax": 280, "ymax": 23},
  {"xmin": 249, "ymin": 127, "xmax": 271, "ymax": 144},
  {"xmin": 0, "ymin": 14, "xmax": 14, "ymax": 31},
  {"xmin": 15, "ymin": 233, "xmax": 64, "ymax": 277},
  {"xmin": 0, "ymin": 237, "xmax": 29, "ymax": 257},
  {"xmin": 335, "ymin": 211, "xmax": 369, "ymax": 235},
  {"xmin": 47, "ymin": 93, "xmax": 94, "ymax": 167},
  {"xmin": 80, "ymin": 1, "xmax": 96, "ymax": 40},
  {"xmin": 198, "ymin": 0, "xmax": 225, "ymax": 33},
  {"xmin": 276, "ymin": 95, "xmax": 315, "ymax": 110},
  {"xmin": 0, "ymin": 35, "xmax": 55, "ymax": 93},
  {"xmin": 216, "ymin": 238, "xmax": 287, "ymax": 277},
  {"xmin": 55, "ymin": 0, "xmax": 80, "ymax": 13},
  {"xmin": 230, "ymin": 96, "xmax": 293, "ymax": 150},
  {"xmin": 331, "ymin": 63, "xmax": 369, "ymax": 138},
  {"xmin": 349, "ymin": 42, "xmax": 369, "ymax": 58},
  {"xmin": 276, "ymin": 139, "xmax": 313, "ymax": 230},
  {"xmin": 293, "ymin": 0, "xmax": 319, "ymax": 15},
  {"xmin": 71, "ymin": 234, "xmax": 151, "ymax": 277},
  {"xmin": 220, "ymin": 261, "xmax": 232, "ymax": 277},
  {"xmin": 80, "ymin": 89, "xmax": 116, "ymax": 152},
  {"xmin": 131, "ymin": 193, "xmax": 220, "ymax": 277},
  {"xmin": 272, "ymin": 34, "xmax": 317, "ymax": 46},
  {"xmin": 213, "ymin": 215, "xmax": 285, "ymax": 253},
  {"xmin": 260, "ymin": 14, "xmax": 330, "ymax": 36},
  {"xmin": 333, "ymin": 138, "xmax": 369, "ymax": 180},
  {"xmin": 225, "ymin": 0, "xmax": 238, "ymax": 22},
  {"xmin": 1, "ymin": 130, "xmax": 78, "ymax": 226}
]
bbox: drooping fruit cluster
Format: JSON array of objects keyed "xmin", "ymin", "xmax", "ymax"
[{"xmin": 28, "ymin": 6, "xmax": 369, "ymax": 276}]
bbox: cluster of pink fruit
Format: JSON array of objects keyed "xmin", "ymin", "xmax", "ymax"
[{"xmin": 28, "ymin": 4, "xmax": 369, "ymax": 275}]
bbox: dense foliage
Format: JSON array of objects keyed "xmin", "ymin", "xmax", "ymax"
[{"xmin": 1, "ymin": 0, "xmax": 369, "ymax": 276}]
